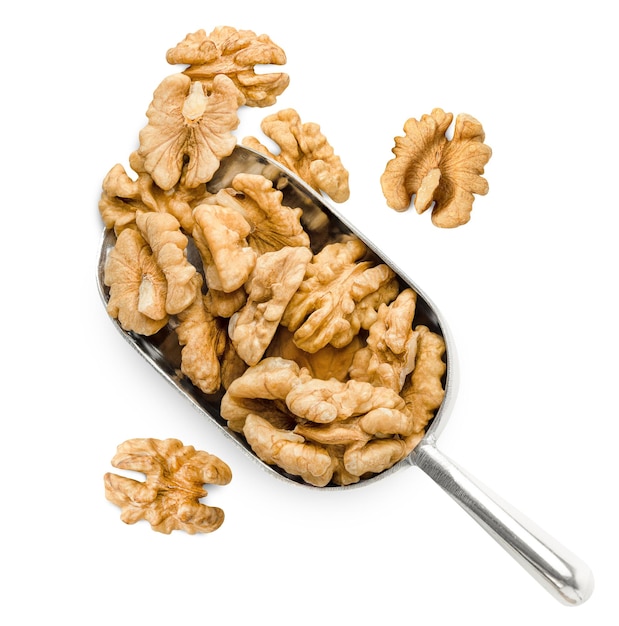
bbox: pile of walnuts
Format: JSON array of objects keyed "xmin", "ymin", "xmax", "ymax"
[{"xmin": 99, "ymin": 27, "xmax": 482, "ymax": 490}]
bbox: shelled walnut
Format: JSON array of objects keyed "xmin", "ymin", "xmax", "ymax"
[
  {"xmin": 349, "ymin": 288, "xmax": 419, "ymax": 392},
  {"xmin": 228, "ymin": 246, "xmax": 313, "ymax": 366},
  {"xmin": 202, "ymin": 173, "xmax": 311, "ymax": 255},
  {"xmin": 243, "ymin": 108, "xmax": 350, "ymax": 203},
  {"xmin": 176, "ymin": 274, "xmax": 227, "ymax": 394},
  {"xmin": 281, "ymin": 237, "xmax": 399, "ymax": 353},
  {"xmin": 139, "ymin": 73, "xmax": 244, "ymax": 191},
  {"xmin": 104, "ymin": 228, "xmax": 169, "ymax": 336},
  {"xmin": 104, "ymin": 438, "xmax": 232, "ymax": 534},
  {"xmin": 381, "ymin": 108, "xmax": 492, "ymax": 227},
  {"xmin": 167, "ymin": 26, "xmax": 290, "ymax": 108},
  {"xmin": 99, "ymin": 151, "xmax": 208, "ymax": 235}
]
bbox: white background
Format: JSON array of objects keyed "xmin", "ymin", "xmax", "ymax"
[{"xmin": 2, "ymin": 1, "xmax": 617, "ymax": 624}]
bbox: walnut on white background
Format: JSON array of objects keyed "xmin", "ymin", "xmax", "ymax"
[
  {"xmin": 138, "ymin": 73, "xmax": 244, "ymax": 190},
  {"xmin": 167, "ymin": 26, "xmax": 289, "ymax": 108},
  {"xmin": 243, "ymin": 108, "xmax": 350, "ymax": 203},
  {"xmin": 104, "ymin": 438, "xmax": 232, "ymax": 534},
  {"xmin": 381, "ymin": 108, "xmax": 492, "ymax": 227}
]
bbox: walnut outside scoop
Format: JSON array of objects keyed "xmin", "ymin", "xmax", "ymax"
[
  {"xmin": 104, "ymin": 438, "xmax": 232, "ymax": 534},
  {"xmin": 381, "ymin": 108, "xmax": 492, "ymax": 227}
]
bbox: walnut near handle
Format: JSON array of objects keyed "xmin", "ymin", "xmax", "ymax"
[{"xmin": 411, "ymin": 439, "xmax": 594, "ymax": 606}]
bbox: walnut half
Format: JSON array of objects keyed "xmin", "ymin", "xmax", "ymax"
[
  {"xmin": 243, "ymin": 108, "xmax": 350, "ymax": 203},
  {"xmin": 104, "ymin": 438, "xmax": 232, "ymax": 534},
  {"xmin": 167, "ymin": 26, "xmax": 289, "ymax": 108},
  {"xmin": 138, "ymin": 73, "xmax": 244, "ymax": 191},
  {"xmin": 380, "ymin": 108, "xmax": 492, "ymax": 227}
]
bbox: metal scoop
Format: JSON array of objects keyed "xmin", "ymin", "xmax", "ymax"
[{"xmin": 97, "ymin": 145, "xmax": 593, "ymax": 606}]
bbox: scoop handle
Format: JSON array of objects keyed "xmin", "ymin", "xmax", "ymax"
[{"xmin": 411, "ymin": 440, "xmax": 594, "ymax": 606}]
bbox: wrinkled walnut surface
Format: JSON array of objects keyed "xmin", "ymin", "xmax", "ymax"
[
  {"xmin": 281, "ymin": 237, "xmax": 399, "ymax": 353},
  {"xmin": 168, "ymin": 27, "xmax": 289, "ymax": 108},
  {"xmin": 203, "ymin": 173, "xmax": 311, "ymax": 255},
  {"xmin": 176, "ymin": 274, "xmax": 227, "ymax": 394},
  {"xmin": 104, "ymin": 228, "xmax": 169, "ymax": 336},
  {"xmin": 381, "ymin": 108, "xmax": 492, "ymax": 227},
  {"xmin": 349, "ymin": 288, "xmax": 419, "ymax": 392},
  {"xmin": 139, "ymin": 73, "xmax": 244, "ymax": 190},
  {"xmin": 243, "ymin": 108, "xmax": 350, "ymax": 203},
  {"xmin": 104, "ymin": 438, "xmax": 232, "ymax": 534},
  {"xmin": 229, "ymin": 246, "xmax": 313, "ymax": 366}
]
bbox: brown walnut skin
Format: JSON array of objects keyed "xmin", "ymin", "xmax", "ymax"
[
  {"xmin": 381, "ymin": 108, "xmax": 492, "ymax": 227},
  {"xmin": 104, "ymin": 438, "xmax": 232, "ymax": 535},
  {"xmin": 167, "ymin": 26, "xmax": 290, "ymax": 108}
]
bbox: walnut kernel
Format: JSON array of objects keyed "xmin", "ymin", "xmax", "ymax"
[
  {"xmin": 104, "ymin": 438, "xmax": 232, "ymax": 534},
  {"xmin": 381, "ymin": 108, "xmax": 492, "ymax": 227}
]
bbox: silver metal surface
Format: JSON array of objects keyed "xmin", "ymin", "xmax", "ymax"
[{"xmin": 97, "ymin": 144, "xmax": 593, "ymax": 606}]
